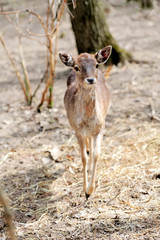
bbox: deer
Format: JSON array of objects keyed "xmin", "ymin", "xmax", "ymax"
[{"xmin": 59, "ymin": 45, "xmax": 112, "ymax": 199}]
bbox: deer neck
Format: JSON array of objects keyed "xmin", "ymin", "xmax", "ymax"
[{"xmin": 78, "ymin": 86, "xmax": 97, "ymax": 118}]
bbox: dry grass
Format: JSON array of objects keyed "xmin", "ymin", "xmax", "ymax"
[{"xmin": 0, "ymin": 115, "xmax": 160, "ymax": 239}]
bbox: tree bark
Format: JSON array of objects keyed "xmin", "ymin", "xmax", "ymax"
[{"xmin": 68, "ymin": 0, "xmax": 132, "ymax": 65}]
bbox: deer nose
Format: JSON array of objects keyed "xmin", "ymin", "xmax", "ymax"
[{"xmin": 86, "ymin": 78, "xmax": 96, "ymax": 84}]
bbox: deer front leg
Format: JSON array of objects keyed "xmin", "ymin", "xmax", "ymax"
[
  {"xmin": 85, "ymin": 137, "xmax": 93, "ymax": 172},
  {"xmin": 85, "ymin": 133, "xmax": 102, "ymax": 199},
  {"xmin": 89, "ymin": 136, "xmax": 93, "ymax": 172},
  {"xmin": 76, "ymin": 134, "xmax": 88, "ymax": 193}
]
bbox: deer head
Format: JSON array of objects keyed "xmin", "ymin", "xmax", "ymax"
[{"xmin": 59, "ymin": 46, "xmax": 112, "ymax": 89}]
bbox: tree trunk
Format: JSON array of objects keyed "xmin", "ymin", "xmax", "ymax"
[{"xmin": 68, "ymin": 0, "xmax": 132, "ymax": 65}]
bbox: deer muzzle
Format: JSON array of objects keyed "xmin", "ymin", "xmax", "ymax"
[{"xmin": 85, "ymin": 77, "xmax": 97, "ymax": 85}]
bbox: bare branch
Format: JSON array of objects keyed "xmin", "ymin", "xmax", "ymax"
[
  {"xmin": 0, "ymin": 2, "xmax": 66, "ymax": 108},
  {"xmin": 27, "ymin": 10, "xmax": 49, "ymax": 38},
  {"xmin": 1, "ymin": 9, "xmax": 49, "ymax": 44},
  {"xmin": 31, "ymin": 68, "xmax": 49, "ymax": 102},
  {"xmin": 0, "ymin": 9, "xmax": 27, "ymax": 15},
  {"xmin": 5, "ymin": 15, "xmax": 47, "ymax": 46},
  {"xmin": 72, "ymin": 0, "xmax": 77, "ymax": 9},
  {"xmin": 16, "ymin": 14, "xmax": 32, "ymax": 103},
  {"xmin": 0, "ymin": 33, "xmax": 28, "ymax": 102},
  {"xmin": 47, "ymin": 1, "xmax": 66, "ymax": 107},
  {"xmin": 64, "ymin": 2, "xmax": 74, "ymax": 19}
]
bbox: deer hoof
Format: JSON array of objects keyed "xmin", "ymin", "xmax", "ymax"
[{"xmin": 85, "ymin": 192, "xmax": 90, "ymax": 200}]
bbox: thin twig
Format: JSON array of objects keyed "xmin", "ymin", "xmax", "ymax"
[
  {"xmin": 0, "ymin": 9, "xmax": 27, "ymax": 15},
  {"xmin": 72, "ymin": 0, "xmax": 77, "ymax": 9},
  {"xmin": 31, "ymin": 68, "xmax": 48, "ymax": 102},
  {"xmin": 26, "ymin": 29, "xmax": 49, "ymax": 37},
  {"xmin": 48, "ymin": 1, "xmax": 65, "ymax": 107},
  {"xmin": 0, "ymin": 186, "xmax": 17, "ymax": 240},
  {"xmin": 27, "ymin": 10, "xmax": 49, "ymax": 38},
  {"xmin": 64, "ymin": 1, "xmax": 74, "ymax": 18},
  {"xmin": 16, "ymin": 14, "xmax": 32, "ymax": 104},
  {"xmin": 37, "ymin": 74, "xmax": 52, "ymax": 112},
  {"xmin": 37, "ymin": 0, "xmax": 65, "ymax": 110},
  {"xmin": 0, "ymin": 33, "xmax": 28, "ymax": 102},
  {"xmin": 5, "ymin": 15, "xmax": 47, "ymax": 46}
]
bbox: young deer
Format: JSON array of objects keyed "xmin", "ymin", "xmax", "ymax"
[{"xmin": 59, "ymin": 46, "xmax": 112, "ymax": 199}]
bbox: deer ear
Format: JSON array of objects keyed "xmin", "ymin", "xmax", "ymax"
[
  {"xmin": 59, "ymin": 53, "xmax": 75, "ymax": 67},
  {"xmin": 95, "ymin": 46, "xmax": 112, "ymax": 64}
]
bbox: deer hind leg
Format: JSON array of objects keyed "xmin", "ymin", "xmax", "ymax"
[
  {"xmin": 76, "ymin": 134, "xmax": 88, "ymax": 193},
  {"xmin": 85, "ymin": 133, "xmax": 102, "ymax": 199}
]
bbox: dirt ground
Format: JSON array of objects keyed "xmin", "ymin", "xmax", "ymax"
[{"xmin": 0, "ymin": 1, "xmax": 160, "ymax": 239}]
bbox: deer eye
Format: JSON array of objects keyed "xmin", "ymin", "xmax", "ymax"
[
  {"xmin": 74, "ymin": 66, "xmax": 80, "ymax": 72},
  {"xmin": 96, "ymin": 64, "xmax": 99, "ymax": 68}
]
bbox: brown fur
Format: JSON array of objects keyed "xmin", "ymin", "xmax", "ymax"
[
  {"xmin": 64, "ymin": 67, "xmax": 110, "ymax": 135},
  {"xmin": 60, "ymin": 48, "xmax": 112, "ymax": 198}
]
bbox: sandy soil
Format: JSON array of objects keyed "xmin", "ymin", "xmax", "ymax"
[{"xmin": 0, "ymin": 1, "xmax": 160, "ymax": 239}]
